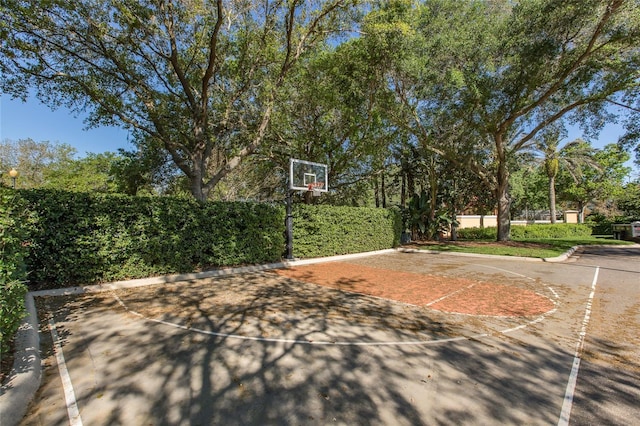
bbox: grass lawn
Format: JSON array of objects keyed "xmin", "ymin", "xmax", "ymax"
[{"xmin": 407, "ymin": 237, "xmax": 635, "ymax": 259}]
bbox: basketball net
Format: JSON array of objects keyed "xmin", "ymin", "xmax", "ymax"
[{"xmin": 307, "ymin": 182, "xmax": 323, "ymax": 197}]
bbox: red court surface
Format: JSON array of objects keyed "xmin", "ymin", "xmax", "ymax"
[{"xmin": 275, "ymin": 261, "xmax": 555, "ymax": 317}]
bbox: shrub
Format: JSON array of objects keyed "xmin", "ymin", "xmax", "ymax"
[
  {"xmin": 0, "ymin": 188, "xmax": 29, "ymax": 354},
  {"xmin": 456, "ymin": 226, "xmax": 497, "ymax": 240},
  {"xmin": 510, "ymin": 223, "xmax": 592, "ymax": 239},
  {"xmin": 457, "ymin": 223, "xmax": 592, "ymax": 240},
  {"xmin": 292, "ymin": 205, "xmax": 401, "ymax": 258}
]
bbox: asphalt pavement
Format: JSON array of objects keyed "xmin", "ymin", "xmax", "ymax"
[{"xmin": 2, "ymin": 245, "xmax": 638, "ymax": 425}]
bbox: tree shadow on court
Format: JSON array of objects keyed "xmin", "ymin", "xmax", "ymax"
[
  {"xmin": 24, "ymin": 270, "xmax": 640, "ymax": 425},
  {"xmin": 567, "ymin": 336, "xmax": 640, "ymax": 425}
]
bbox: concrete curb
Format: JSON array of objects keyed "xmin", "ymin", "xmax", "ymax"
[
  {"xmin": 0, "ymin": 293, "xmax": 41, "ymax": 426},
  {"xmin": 30, "ymin": 249, "xmax": 397, "ymax": 298},
  {"xmin": 542, "ymin": 246, "xmax": 580, "ymax": 262},
  {"xmin": 0, "ymin": 248, "xmax": 396, "ymax": 425}
]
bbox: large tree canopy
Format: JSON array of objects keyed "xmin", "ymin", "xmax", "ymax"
[
  {"xmin": 1, "ymin": 0, "xmax": 359, "ymax": 200},
  {"xmin": 558, "ymin": 143, "xmax": 631, "ymax": 221},
  {"xmin": 2, "ymin": 0, "xmax": 638, "ymax": 240},
  {"xmin": 362, "ymin": 0, "xmax": 640, "ymax": 240}
]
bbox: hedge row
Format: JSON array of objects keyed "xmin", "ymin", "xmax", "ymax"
[
  {"xmin": 10, "ymin": 190, "xmax": 402, "ymax": 289},
  {"xmin": 292, "ymin": 204, "xmax": 402, "ymax": 258},
  {"xmin": 0, "ymin": 189, "xmax": 29, "ymax": 354},
  {"xmin": 456, "ymin": 223, "xmax": 593, "ymax": 240},
  {"xmin": 18, "ymin": 189, "xmax": 285, "ymax": 288}
]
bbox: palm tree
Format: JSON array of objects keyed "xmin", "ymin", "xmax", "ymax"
[{"xmin": 535, "ymin": 135, "xmax": 599, "ymax": 224}]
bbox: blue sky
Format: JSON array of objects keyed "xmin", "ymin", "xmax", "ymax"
[
  {"xmin": 1, "ymin": 94, "xmax": 133, "ymax": 156},
  {"xmin": 1, "ymin": 93, "xmax": 637, "ymax": 178}
]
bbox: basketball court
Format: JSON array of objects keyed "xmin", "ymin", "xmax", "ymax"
[{"xmin": 18, "ymin": 246, "xmax": 640, "ymax": 425}]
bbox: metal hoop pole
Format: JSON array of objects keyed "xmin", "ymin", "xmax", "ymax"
[{"xmin": 285, "ymin": 189, "xmax": 294, "ymax": 260}]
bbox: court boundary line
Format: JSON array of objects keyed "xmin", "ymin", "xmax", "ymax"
[
  {"xmin": 48, "ymin": 312, "xmax": 84, "ymax": 426},
  {"xmin": 425, "ymin": 282, "xmax": 478, "ymax": 306},
  {"xmin": 114, "ymin": 291, "xmax": 485, "ymax": 346},
  {"xmin": 557, "ymin": 266, "xmax": 600, "ymax": 426}
]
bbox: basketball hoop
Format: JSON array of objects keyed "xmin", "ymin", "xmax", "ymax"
[
  {"xmin": 286, "ymin": 159, "xmax": 328, "ymax": 260},
  {"xmin": 289, "ymin": 159, "xmax": 328, "ymax": 193},
  {"xmin": 307, "ymin": 182, "xmax": 324, "ymax": 197}
]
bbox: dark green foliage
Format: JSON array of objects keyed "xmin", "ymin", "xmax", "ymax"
[
  {"xmin": 404, "ymin": 190, "xmax": 454, "ymax": 241},
  {"xmin": 9, "ymin": 189, "xmax": 401, "ymax": 290},
  {"xmin": 510, "ymin": 224, "xmax": 592, "ymax": 239},
  {"xmin": 616, "ymin": 182, "xmax": 640, "ymax": 219},
  {"xmin": 586, "ymin": 213, "xmax": 613, "ymax": 235},
  {"xmin": 456, "ymin": 227, "xmax": 496, "ymax": 240},
  {"xmin": 457, "ymin": 223, "xmax": 592, "ymax": 240},
  {"xmin": 292, "ymin": 205, "xmax": 402, "ymax": 258},
  {"xmin": 17, "ymin": 189, "xmax": 285, "ymax": 287},
  {"xmin": 586, "ymin": 213, "xmax": 639, "ymax": 236},
  {"xmin": 0, "ymin": 188, "xmax": 29, "ymax": 354}
]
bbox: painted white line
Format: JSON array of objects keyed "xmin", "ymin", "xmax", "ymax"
[
  {"xmin": 501, "ymin": 307, "xmax": 558, "ymax": 333},
  {"xmin": 557, "ymin": 266, "xmax": 599, "ymax": 426},
  {"xmin": 470, "ymin": 264, "xmax": 561, "ymax": 323},
  {"xmin": 473, "ymin": 264, "xmax": 537, "ymax": 281},
  {"xmin": 49, "ymin": 316, "xmax": 84, "ymax": 426},
  {"xmin": 476, "ymin": 266, "xmax": 560, "ymax": 311},
  {"xmin": 113, "ymin": 294, "xmax": 484, "ymax": 347},
  {"xmin": 425, "ymin": 282, "xmax": 478, "ymax": 306}
]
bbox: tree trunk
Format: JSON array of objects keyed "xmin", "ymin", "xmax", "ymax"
[
  {"xmin": 548, "ymin": 175, "xmax": 557, "ymax": 224},
  {"xmin": 401, "ymin": 173, "xmax": 406, "ymax": 208},
  {"xmin": 381, "ymin": 171, "xmax": 387, "ymax": 208},
  {"xmin": 450, "ymin": 180, "xmax": 458, "ymax": 241},
  {"xmin": 407, "ymin": 171, "xmax": 415, "ymax": 200},
  {"xmin": 578, "ymin": 201, "xmax": 585, "ymax": 223},
  {"xmin": 374, "ymin": 176, "xmax": 380, "ymax": 208},
  {"xmin": 189, "ymin": 163, "xmax": 207, "ymax": 201},
  {"xmin": 191, "ymin": 178, "xmax": 206, "ymax": 201},
  {"xmin": 304, "ymin": 190, "xmax": 314, "ymax": 204},
  {"xmin": 495, "ymin": 146, "xmax": 511, "ymax": 241},
  {"xmin": 450, "ymin": 204, "xmax": 458, "ymax": 242}
]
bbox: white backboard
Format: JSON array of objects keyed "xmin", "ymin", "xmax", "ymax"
[{"xmin": 289, "ymin": 158, "xmax": 328, "ymax": 192}]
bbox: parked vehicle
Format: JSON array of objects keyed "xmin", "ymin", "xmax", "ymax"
[{"xmin": 612, "ymin": 221, "xmax": 640, "ymax": 240}]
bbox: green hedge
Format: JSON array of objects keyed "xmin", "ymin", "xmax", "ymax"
[
  {"xmin": 456, "ymin": 223, "xmax": 593, "ymax": 240},
  {"xmin": 455, "ymin": 226, "xmax": 496, "ymax": 240},
  {"xmin": 511, "ymin": 223, "xmax": 592, "ymax": 239},
  {"xmin": 292, "ymin": 204, "xmax": 402, "ymax": 258},
  {"xmin": 0, "ymin": 188, "xmax": 29, "ymax": 354},
  {"xmin": 18, "ymin": 189, "xmax": 285, "ymax": 288},
  {"xmin": 10, "ymin": 189, "xmax": 401, "ymax": 290}
]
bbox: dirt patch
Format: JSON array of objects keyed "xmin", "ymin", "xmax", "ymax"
[{"xmin": 275, "ymin": 262, "xmax": 555, "ymax": 317}]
